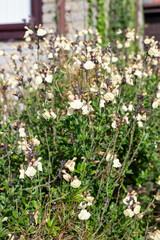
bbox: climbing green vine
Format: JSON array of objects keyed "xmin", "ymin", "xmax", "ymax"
[
  {"xmin": 108, "ymin": 0, "xmax": 136, "ymax": 40},
  {"xmin": 88, "ymin": 0, "xmax": 94, "ymax": 27},
  {"xmin": 96, "ymin": 0, "xmax": 106, "ymax": 42},
  {"xmin": 87, "ymin": 0, "xmax": 137, "ymax": 44}
]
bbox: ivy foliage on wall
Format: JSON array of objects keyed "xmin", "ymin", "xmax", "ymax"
[
  {"xmin": 108, "ymin": 0, "xmax": 136, "ymax": 40},
  {"xmin": 96, "ymin": 0, "xmax": 107, "ymax": 41},
  {"xmin": 88, "ymin": 0, "xmax": 94, "ymax": 27},
  {"xmin": 88, "ymin": 0, "xmax": 137, "ymax": 43},
  {"xmin": 88, "ymin": 0, "xmax": 107, "ymax": 42}
]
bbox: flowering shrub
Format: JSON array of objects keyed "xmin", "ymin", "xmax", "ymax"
[{"xmin": 0, "ymin": 26, "xmax": 160, "ymax": 239}]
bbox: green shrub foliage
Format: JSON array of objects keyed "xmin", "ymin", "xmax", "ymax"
[{"xmin": 0, "ymin": 26, "xmax": 160, "ymax": 239}]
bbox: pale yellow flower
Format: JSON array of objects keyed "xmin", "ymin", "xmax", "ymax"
[
  {"xmin": 19, "ymin": 128, "xmax": 26, "ymax": 137},
  {"xmin": 133, "ymin": 205, "xmax": 141, "ymax": 214},
  {"xmin": 65, "ymin": 160, "xmax": 76, "ymax": 172},
  {"xmin": 37, "ymin": 28, "xmax": 47, "ymax": 37},
  {"xmin": 124, "ymin": 208, "xmax": 134, "ymax": 218},
  {"xmin": 78, "ymin": 209, "xmax": 91, "ymax": 220},
  {"xmin": 84, "ymin": 61, "xmax": 95, "ymax": 70},
  {"xmin": 113, "ymin": 158, "xmax": 122, "ymax": 168},
  {"xmin": 25, "ymin": 165, "xmax": 37, "ymax": 178},
  {"xmin": 71, "ymin": 176, "xmax": 81, "ymax": 188},
  {"xmin": 104, "ymin": 92, "xmax": 114, "ymax": 102},
  {"xmin": 70, "ymin": 99, "xmax": 83, "ymax": 110}
]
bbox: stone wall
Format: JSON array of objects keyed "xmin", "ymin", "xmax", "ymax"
[
  {"xmin": 0, "ymin": 0, "xmax": 143, "ymax": 53},
  {"xmin": 42, "ymin": 0, "xmax": 89, "ymax": 38},
  {"xmin": 65, "ymin": 0, "xmax": 88, "ymax": 38},
  {"xmin": 42, "ymin": 0, "xmax": 57, "ymax": 31}
]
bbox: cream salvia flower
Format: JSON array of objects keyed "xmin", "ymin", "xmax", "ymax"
[
  {"xmin": 19, "ymin": 165, "xmax": 25, "ymax": 179},
  {"xmin": 33, "ymin": 63, "xmax": 38, "ymax": 70},
  {"xmin": 123, "ymin": 196, "xmax": 131, "ymax": 205},
  {"xmin": 102, "ymin": 62, "xmax": 109, "ymax": 70},
  {"xmin": 123, "ymin": 116, "xmax": 129, "ymax": 125},
  {"xmin": 67, "ymin": 107, "xmax": 74, "ymax": 116},
  {"xmin": 100, "ymin": 81, "xmax": 107, "ymax": 90},
  {"xmin": 122, "ymin": 105, "xmax": 128, "ymax": 112},
  {"xmin": 117, "ymin": 42, "xmax": 123, "ymax": 49},
  {"xmin": 73, "ymin": 57, "xmax": 81, "ymax": 68},
  {"xmin": 90, "ymin": 83, "xmax": 98, "ymax": 93},
  {"xmin": 62, "ymin": 170, "xmax": 72, "ymax": 182},
  {"xmin": 37, "ymin": 162, "xmax": 43, "ymax": 171},
  {"xmin": 19, "ymin": 169, "xmax": 25, "ymax": 179},
  {"xmin": 104, "ymin": 92, "xmax": 114, "ymax": 102},
  {"xmin": 47, "ymin": 91, "xmax": 53, "ymax": 99},
  {"xmin": 25, "ymin": 165, "xmax": 37, "ymax": 178},
  {"xmin": 71, "ymin": 176, "xmax": 81, "ymax": 188},
  {"xmin": 67, "ymin": 92, "xmax": 75, "ymax": 101},
  {"xmin": 112, "ymin": 74, "xmax": 122, "ymax": 85},
  {"xmin": 113, "ymin": 158, "xmax": 122, "ymax": 168},
  {"xmin": 148, "ymin": 46, "xmax": 159, "ymax": 57},
  {"xmin": 106, "ymin": 151, "xmax": 114, "ymax": 161},
  {"xmin": 82, "ymin": 101, "xmax": 93, "ymax": 115},
  {"xmin": 134, "ymin": 70, "xmax": 142, "ymax": 78},
  {"xmin": 11, "ymin": 54, "xmax": 19, "ymax": 61},
  {"xmin": 85, "ymin": 195, "xmax": 94, "ymax": 206},
  {"xmin": 123, "ymin": 194, "xmax": 137, "ymax": 206},
  {"xmin": 136, "ymin": 113, "xmax": 142, "ymax": 121},
  {"xmin": 112, "ymin": 57, "xmax": 118, "ymax": 63},
  {"xmin": 78, "ymin": 202, "xmax": 87, "ymax": 209},
  {"xmin": 99, "ymin": 99, "xmax": 105, "ymax": 108},
  {"xmin": 19, "ymin": 128, "xmax": 26, "ymax": 137},
  {"xmin": 2, "ymin": 217, "xmax": 8, "ymax": 222},
  {"xmin": 24, "ymin": 26, "xmax": 33, "ymax": 39},
  {"xmin": 117, "ymin": 29, "xmax": 122, "ymax": 35},
  {"xmin": 126, "ymin": 30, "xmax": 135, "ymax": 41},
  {"xmin": 63, "ymin": 173, "xmax": 72, "ymax": 182},
  {"xmin": 50, "ymin": 109, "xmax": 57, "ymax": 119},
  {"xmin": 48, "ymin": 52, "xmax": 53, "ymax": 59},
  {"xmin": 155, "ymin": 193, "xmax": 160, "ymax": 201},
  {"xmin": 157, "ymin": 92, "xmax": 160, "ymax": 99},
  {"xmin": 123, "ymin": 188, "xmax": 140, "ymax": 218},
  {"xmin": 45, "ymin": 74, "xmax": 53, "ymax": 83},
  {"xmin": 70, "ymin": 99, "xmax": 83, "ymax": 110},
  {"xmin": 148, "ymin": 230, "xmax": 160, "ymax": 240},
  {"xmin": 32, "ymin": 138, "xmax": 40, "ymax": 146},
  {"xmin": 124, "ymin": 41, "xmax": 130, "ymax": 48},
  {"xmin": 137, "ymin": 121, "xmax": 143, "ymax": 128},
  {"xmin": 37, "ymin": 28, "xmax": 47, "ymax": 37},
  {"xmin": 152, "ymin": 99, "xmax": 160, "ymax": 109},
  {"xmin": 35, "ymin": 76, "xmax": 43, "ymax": 86},
  {"xmin": 133, "ymin": 205, "xmax": 141, "ymax": 214},
  {"xmin": 18, "ymin": 139, "xmax": 28, "ymax": 152},
  {"xmin": 124, "ymin": 208, "xmax": 134, "ymax": 218},
  {"xmin": 141, "ymin": 113, "xmax": 147, "ymax": 121},
  {"xmin": 33, "ymin": 157, "xmax": 42, "ymax": 172},
  {"xmin": 78, "ymin": 209, "xmax": 91, "ymax": 220},
  {"xmin": 65, "ymin": 160, "xmax": 76, "ymax": 172},
  {"xmin": 84, "ymin": 61, "xmax": 95, "ymax": 70},
  {"xmin": 157, "ymin": 180, "xmax": 160, "ymax": 185},
  {"xmin": 42, "ymin": 110, "xmax": 50, "ymax": 120},
  {"xmin": 111, "ymin": 121, "xmax": 117, "ymax": 129},
  {"xmin": 82, "ymin": 105, "xmax": 90, "ymax": 115},
  {"xmin": 0, "ymin": 50, "xmax": 4, "ymax": 56},
  {"xmin": 144, "ymin": 37, "xmax": 151, "ymax": 45},
  {"xmin": 128, "ymin": 103, "xmax": 134, "ymax": 111}
]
